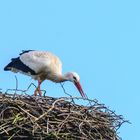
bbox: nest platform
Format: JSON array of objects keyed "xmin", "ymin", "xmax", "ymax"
[{"xmin": 0, "ymin": 93, "xmax": 126, "ymax": 140}]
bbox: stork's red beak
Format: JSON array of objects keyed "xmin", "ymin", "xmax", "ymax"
[{"xmin": 74, "ymin": 82, "xmax": 86, "ymax": 98}]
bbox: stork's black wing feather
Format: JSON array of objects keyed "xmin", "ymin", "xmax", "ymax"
[
  {"xmin": 4, "ymin": 57, "xmax": 36, "ymax": 75},
  {"xmin": 19, "ymin": 50, "xmax": 34, "ymax": 55}
]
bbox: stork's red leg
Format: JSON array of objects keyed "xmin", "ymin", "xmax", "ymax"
[
  {"xmin": 34, "ymin": 80, "xmax": 42, "ymax": 96},
  {"xmin": 38, "ymin": 82, "xmax": 42, "ymax": 96}
]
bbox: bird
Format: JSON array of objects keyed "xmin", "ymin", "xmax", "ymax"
[{"xmin": 4, "ymin": 50, "xmax": 86, "ymax": 98}]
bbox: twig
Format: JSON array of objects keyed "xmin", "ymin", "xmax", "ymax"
[
  {"xmin": 34, "ymin": 98, "xmax": 64, "ymax": 122},
  {"xmin": 60, "ymin": 83, "xmax": 75, "ymax": 104}
]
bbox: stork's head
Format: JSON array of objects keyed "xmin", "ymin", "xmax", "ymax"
[{"xmin": 65, "ymin": 72, "xmax": 86, "ymax": 98}]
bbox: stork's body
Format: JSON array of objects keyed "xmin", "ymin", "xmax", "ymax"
[{"xmin": 4, "ymin": 50, "xmax": 85, "ymax": 98}]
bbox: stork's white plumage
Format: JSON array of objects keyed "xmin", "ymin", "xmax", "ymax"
[{"xmin": 4, "ymin": 50, "xmax": 86, "ymax": 98}]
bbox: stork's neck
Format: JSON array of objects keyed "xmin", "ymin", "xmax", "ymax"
[{"xmin": 50, "ymin": 73, "xmax": 69, "ymax": 83}]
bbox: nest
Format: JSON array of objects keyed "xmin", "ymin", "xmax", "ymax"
[{"xmin": 0, "ymin": 92, "xmax": 126, "ymax": 140}]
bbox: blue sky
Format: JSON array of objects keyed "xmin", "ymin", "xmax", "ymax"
[{"xmin": 0, "ymin": 0, "xmax": 140, "ymax": 139}]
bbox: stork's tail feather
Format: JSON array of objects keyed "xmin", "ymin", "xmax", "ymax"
[
  {"xmin": 4, "ymin": 58, "xmax": 18, "ymax": 71},
  {"xmin": 4, "ymin": 57, "xmax": 36, "ymax": 75},
  {"xmin": 4, "ymin": 65, "xmax": 9, "ymax": 71}
]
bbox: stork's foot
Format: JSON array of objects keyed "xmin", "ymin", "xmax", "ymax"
[
  {"xmin": 34, "ymin": 80, "xmax": 43, "ymax": 96},
  {"xmin": 34, "ymin": 88, "xmax": 42, "ymax": 96}
]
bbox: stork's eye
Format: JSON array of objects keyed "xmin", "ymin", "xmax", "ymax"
[{"xmin": 73, "ymin": 76, "xmax": 77, "ymax": 81}]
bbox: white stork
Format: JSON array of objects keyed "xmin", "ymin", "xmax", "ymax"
[{"xmin": 4, "ymin": 50, "xmax": 86, "ymax": 98}]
